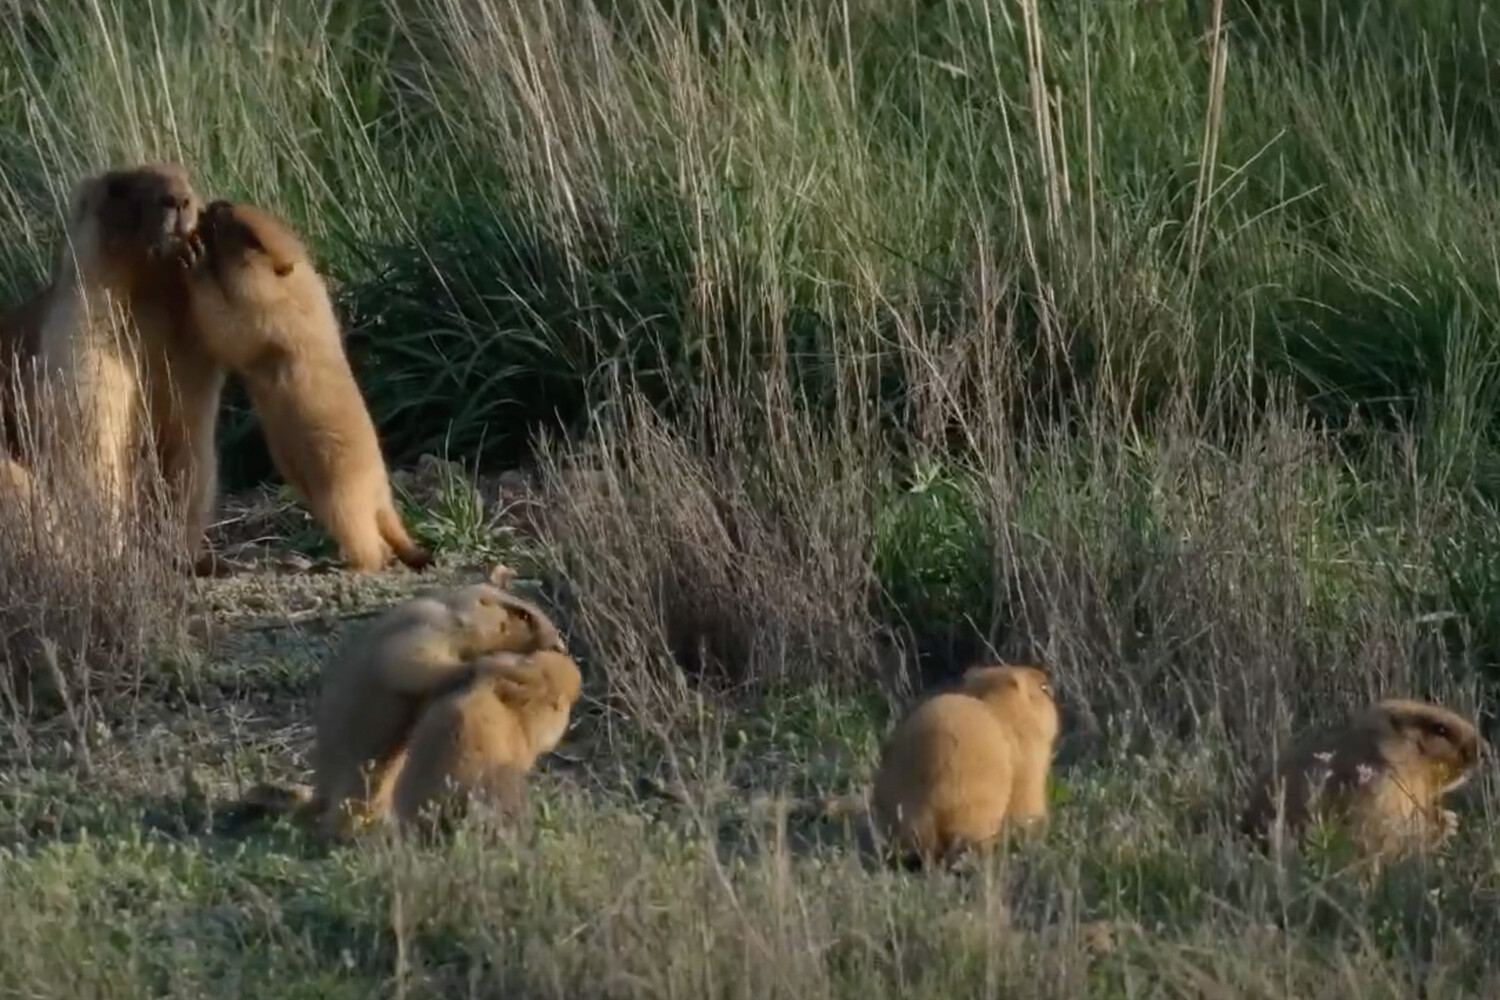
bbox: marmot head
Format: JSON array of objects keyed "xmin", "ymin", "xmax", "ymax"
[
  {"xmin": 450, "ymin": 583, "xmax": 567, "ymax": 658},
  {"xmin": 67, "ymin": 162, "xmax": 200, "ymax": 266},
  {"xmin": 1375, "ymin": 698, "xmax": 1483, "ymax": 792},
  {"xmin": 958, "ymin": 662, "xmax": 1060, "ymax": 746},
  {"xmin": 478, "ymin": 649, "xmax": 584, "ymax": 755},
  {"xmin": 196, "ymin": 199, "xmax": 309, "ymax": 301}
]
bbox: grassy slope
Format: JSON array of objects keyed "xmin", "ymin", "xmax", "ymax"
[{"xmin": 6, "ymin": 0, "xmax": 1500, "ymax": 995}]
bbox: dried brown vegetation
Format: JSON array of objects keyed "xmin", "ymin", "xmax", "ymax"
[{"xmin": 0, "ymin": 365, "xmax": 191, "ymax": 738}]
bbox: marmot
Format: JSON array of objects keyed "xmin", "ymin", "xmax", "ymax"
[
  {"xmin": 308, "ymin": 583, "xmax": 567, "ymax": 835},
  {"xmin": 179, "ymin": 199, "xmax": 429, "ymax": 573},
  {"xmin": 32, "ymin": 163, "xmax": 227, "ymax": 568},
  {"xmin": 391, "ymin": 649, "xmax": 583, "ymax": 831},
  {"xmin": 1238, "ymin": 698, "xmax": 1483, "ymax": 860},
  {"xmin": 871, "ymin": 663, "xmax": 1061, "ymax": 866}
]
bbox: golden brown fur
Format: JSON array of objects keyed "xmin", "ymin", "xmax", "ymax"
[
  {"xmin": 5, "ymin": 278, "xmax": 229, "ymax": 576},
  {"xmin": 391, "ymin": 649, "xmax": 582, "ymax": 831},
  {"xmin": 31, "ymin": 163, "xmax": 226, "ymax": 568},
  {"xmin": 4, "ymin": 280, "xmax": 229, "ymax": 575},
  {"xmin": 871, "ymin": 663, "xmax": 1061, "ymax": 866},
  {"xmin": 1238, "ymin": 698, "xmax": 1483, "ymax": 860},
  {"xmin": 0, "ymin": 454, "xmax": 37, "ymax": 506},
  {"xmin": 181, "ymin": 199, "xmax": 429, "ymax": 573},
  {"xmin": 308, "ymin": 583, "xmax": 566, "ymax": 835}
]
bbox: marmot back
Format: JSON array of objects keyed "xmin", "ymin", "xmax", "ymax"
[
  {"xmin": 392, "ymin": 649, "xmax": 583, "ymax": 832},
  {"xmin": 871, "ymin": 662, "xmax": 1060, "ymax": 866}
]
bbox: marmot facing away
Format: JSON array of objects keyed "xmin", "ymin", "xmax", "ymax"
[
  {"xmin": 1238, "ymin": 698, "xmax": 1483, "ymax": 860},
  {"xmin": 391, "ymin": 649, "xmax": 583, "ymax": 832},
  {"xmin": 311, "ymin": 583, "xmax": 567, "ymax": 836},
  {"xmin": 180, "ymin": 199, "xmax": 429, "ymax": 573},
  {"xmin": 32, "ymin": 163, "xmax": 227, "ymax": 568},
  {"xmin": 871, "ymin": 663, "xmax": 1061, "ymax": 866}
]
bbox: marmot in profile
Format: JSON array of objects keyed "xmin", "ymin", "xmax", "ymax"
[
  {"xmin": 391, "ymin": 649, "xmax": 583, "ymax": 831},
  {"xmin": 179, "ymin": 199, "xmax": 429, "ymax": 574},
  {"xmin": 871, "ymin": 663, "xmax": 1061, "ymax": 866},
  {"xmin": 32, "ymin": 163, "xmax": 227, "ymax": 569},
  {"xmin": 301, "ymin": 583, "xmax": 567, "ymax": 836},
  {"xmin": 1238, "ymin": 698, "xmax": 1483, "ymax": 860}
]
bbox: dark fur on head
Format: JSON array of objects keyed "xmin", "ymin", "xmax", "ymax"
[
  {"xmin": 1378, "ymin": 698, "xmax": 1484, "ymax": 791},
  {"xmin": 71, "ymin": 163, "xmax": 199, "ymax": 260},
  {"xmin": 194, "ymin": 199, "xmax": 300, "ymax": 282}
]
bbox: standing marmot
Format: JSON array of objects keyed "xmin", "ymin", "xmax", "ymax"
[
  {"xmin": 179, "ymin": 199, "xmax": 429, "ymax": 573},
  {"xmin": 32, "ymin": 163, "xmax": 226, "ymax": 568},
  {"xmin": 1238, "ymin": 698, "xmax": 1483, "ymax": 860},
  {"xmin": 391, "ymin": 649, "xmax": 583, "ymax": 832},
  {"xmin": 871, "ymin": 663, "xmax": 1061, "ymax": 866}
]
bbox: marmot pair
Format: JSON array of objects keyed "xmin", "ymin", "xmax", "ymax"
[
  {"xmin": 235, "ymin": 580, "xmax": 581, "ymax": 836},
  {"xmin": 1, "ymin": 163, "xmax": 427, "ymax": 574}
]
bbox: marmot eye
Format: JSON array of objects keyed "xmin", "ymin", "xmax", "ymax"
[
  {"xmin": 1039, "ymin": 681, "xmax": 1052, "ymax": 697},
  {"xmin": 1432, "ymin": 723, "xmax": 1451, "ymax": 741}
]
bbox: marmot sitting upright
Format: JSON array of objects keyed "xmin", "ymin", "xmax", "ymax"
[
  {"xmin": 33, "ymin": 163, "xmax": 227, "ymax": 568},
  {"xmin": 871, "ymin": 662, "xmax": 1061, "ymax": 866},
  {"xmin": 179, "ymin": 199, "xmax": 429, "ymax": 573}
]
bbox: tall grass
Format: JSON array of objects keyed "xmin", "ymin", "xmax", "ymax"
[{"xmin": 1, "ymin": 0, "xmax": 1495, "ymax": 475}]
